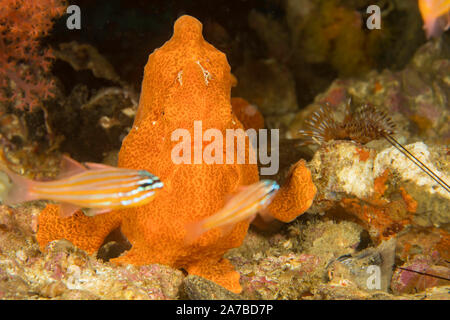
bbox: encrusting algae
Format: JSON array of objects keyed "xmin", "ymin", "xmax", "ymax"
[{"xmin": 36, "ymin": 15, "xmax": 317, "ymax": 293}]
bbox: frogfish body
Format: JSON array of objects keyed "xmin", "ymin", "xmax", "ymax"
[{"xmin": 37, "ymin": 15, "xmax": 259, "ymax": 293}]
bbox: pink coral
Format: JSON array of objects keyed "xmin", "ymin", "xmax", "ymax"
[{"xmin": 0, "ymin": 0, "xmax": 66, "ymax": 111}]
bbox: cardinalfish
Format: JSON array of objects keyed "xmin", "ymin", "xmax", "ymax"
[
  {"xmin": 185, "ymin": 180, "xmax": 279, "ymax": 244},
  {"xmin": 418, "ymin": 0, "xmax": 450, "ymax": 38},
  {"xmin": 0, "ymin": 152, "xmax": 163, "ymax": 217}
]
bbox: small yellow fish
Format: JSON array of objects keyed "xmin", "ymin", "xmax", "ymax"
[
  {"xmin": 418, "ymin": 0, "xmax": 450, "ymax": 38},
  {"xmin": 0, "ymin": 154, "xmax": 163, "ymax": 217},
  {"xmin": 185, "ymin": 180, "xmax": 279, "ymax": 243}
]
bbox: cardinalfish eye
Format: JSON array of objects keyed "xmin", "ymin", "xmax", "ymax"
[
  {"xmin": 298, "ymin": 101, "xmax": 450, "ymax": 193},
  {"xmin": 258, "ymin": 180, "xmax": 280, "ymax": 206},
  {"xmin": 137, "ymin": 170, "xmax": 164, "ymax": 190},
  {"xmin": 263, "ymin": 180, "xmax": 280, "ymax": 195}
]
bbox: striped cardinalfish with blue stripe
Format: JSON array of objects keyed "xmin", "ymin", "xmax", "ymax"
[
  {"xmin": 185, "ymin": 180, "xmax": 279, "ymax": 244},
  {"xmin": 0, "ymin": 153, "xmax": 163, "ymax": 218}
]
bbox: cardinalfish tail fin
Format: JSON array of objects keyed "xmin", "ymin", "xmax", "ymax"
[
  {"xmin": 184, "ymin": 215, "xmax": 235, "ymax": 244},
  {"xmin": 184, "ymin": 219, "xmax": 237, "ymax": 245},
  {"xmin": 0, "ymin": 163, "xmax": 36, "ymax": 206},
  {"xmin": 0, "ymin": 148, "xmax": 36, "ymax": 205},
  {"xmin": 184, "ymin": 220, "xmax": 207, "ymax": 245}
]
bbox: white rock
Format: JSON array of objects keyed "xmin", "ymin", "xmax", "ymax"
[{"xmin": 374, "ymin": 142, "xmax": 449, "ymax": 199}]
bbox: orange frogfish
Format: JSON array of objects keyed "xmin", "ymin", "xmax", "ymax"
[{"xmin": 37, "ymin": 15, "xmax": 316, "ymax": 293}]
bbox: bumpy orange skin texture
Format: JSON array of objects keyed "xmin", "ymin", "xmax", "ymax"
[
  {"xmin": 37, "ymin": 15, "xmax": 259, "ymax": 293},
  {"xmin": 231, "ymin": 97, "xmax": 265, "ymax": 131},
  {"xmin": 37, "ymin": 206, "xmax": 122, "ymax": 254},
  {"xmin": 268, "ymin": 160, "xmax": 317, "ymax": 222}
]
